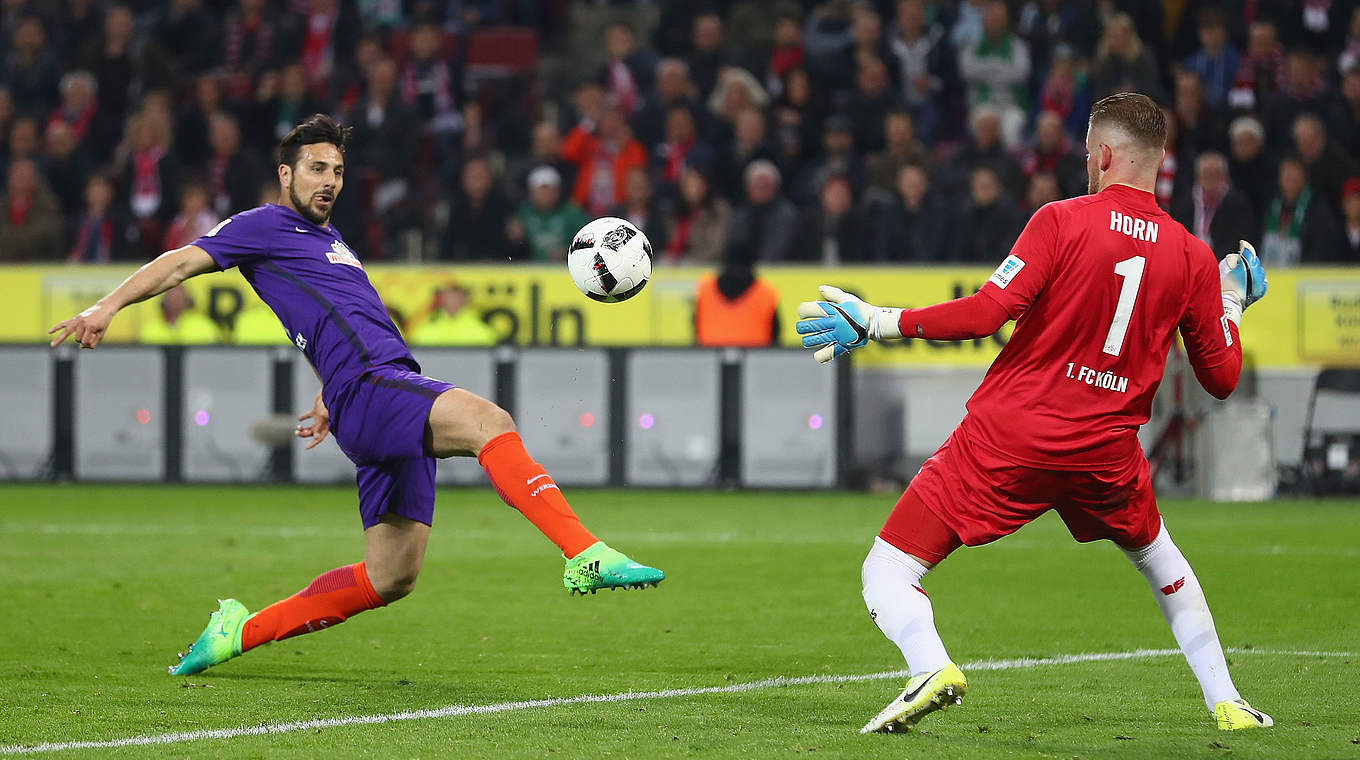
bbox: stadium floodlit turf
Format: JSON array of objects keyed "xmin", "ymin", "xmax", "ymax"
[{"xmin": 0, "ymin": 484, "xmax": 1356, "ymax": 759}]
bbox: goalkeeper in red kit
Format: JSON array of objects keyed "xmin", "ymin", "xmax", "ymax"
[{"xmin": 797, "ymin": 93, "xmax": 1272, "ymax": 734}]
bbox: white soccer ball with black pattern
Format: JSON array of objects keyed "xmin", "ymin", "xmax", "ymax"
[{"xmin": 566, "ymin": 217, "xmax": 652, "ymax": 303}]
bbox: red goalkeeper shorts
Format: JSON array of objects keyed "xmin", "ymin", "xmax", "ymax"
[{"xmin": 880, "ymin": 429, "xmax": 1162, "ymax": 563}]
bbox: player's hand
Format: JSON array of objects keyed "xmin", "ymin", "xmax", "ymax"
[
  {"xmin": 296, "ymin": 393, "xmax": 331, "ymax": 450},
  {"xmin": 795, "ymin": 285, "xmax": 901, "ymax": 364},
  {"xmin": 1220, "ymin": 239, "xmax": 1267, "ymax": 325},
  {"xmin": 48, "ymin": 304, "xmax": 115, "ymax": 349}
]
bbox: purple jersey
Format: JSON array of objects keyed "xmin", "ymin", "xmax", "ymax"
[{"xmin": 193, "ymin": 204, "xmax": 414, "ymax": 389}]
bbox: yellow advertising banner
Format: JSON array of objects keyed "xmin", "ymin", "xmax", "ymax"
[{"xmin": 5, "ymin": 264, "xmax": 1359, "ymax": 368}]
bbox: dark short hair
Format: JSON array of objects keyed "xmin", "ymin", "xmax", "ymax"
[
  {"xmin": 1088, "ymin": 92, "xmax": 1167, "ymax": 152},
  {"xmin": 278, "ymin": 113, "xmax": 351, "ymax": 168}
]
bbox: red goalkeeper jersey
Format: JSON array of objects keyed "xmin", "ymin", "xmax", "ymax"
[{"xmin": 962, "ymin": 183, "xmax": 1240, "ymax": 469}]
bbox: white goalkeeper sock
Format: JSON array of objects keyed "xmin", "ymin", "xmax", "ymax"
[
  {"xmin": 1122, "ymin": 523, "xmax": 1240, "ymax": 710},
  {"xmin": 861, "ymin": 537, "xmax": 953, "ymax": 676}
]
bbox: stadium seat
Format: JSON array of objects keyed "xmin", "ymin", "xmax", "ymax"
[{"xmin": 1300, "ymin": 368, "xmax": 1360, "ymax": 495}]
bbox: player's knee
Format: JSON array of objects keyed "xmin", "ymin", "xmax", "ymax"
[
  {"xmin": 372, "ymin": 572, "xmax": 418, "ymax": 604},
  {"xmin": 482, "ymin": 403, "xmax": 515, "ymax": 438}
]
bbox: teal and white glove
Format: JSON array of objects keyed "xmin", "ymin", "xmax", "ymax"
[
  {"xmin": 795, "ymin": 285, "xmax": 902, "ymax": 364},
  {"xmin": 1220, "ymin": 239, "xmax": 1268, "ymax": 325}
]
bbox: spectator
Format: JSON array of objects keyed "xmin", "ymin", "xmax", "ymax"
[
  {"xmin": 790, "ymin": 172, "xmax": 869, "ymax": 263},
  {"xmin": 1293, "ymin": 113, "xmax": 1359, "ymax": 212},
  {"xmin": 1260, "ymin": 155, "xmax": 1342, "ymax": 266},
  {"xmin": 507, "ymin": 120, "xmax": 575, "ymax": 205},
  {"xmin": 1183, "ymin": 9, "xmax": 1240, "ymax": 109},
  {"xmin": 764, "ymin": 12, "xmax": 805, "ymax": 98},
  {"xmin": 1263, "ymin": 50, "xmax": 1333, "ymax": 153},
  {"xmin": 1228, "ymin": 116, "xmax": 1276, "ymax": 216},
  {"xmin": 949, "ymin": 0, "xmax": 987, "ymax": 52},
  {"xmin": 58, "ymin": 0, "xmax": 105, "ymax": 61},
  {"xmin": 1343, "ymin": 178, "xmax": 1360, "ymax": 262},
  {"xmin": 175, "ymin": 74, "xmax": 226, "ymax": 168},
  {"xmin": 141, "ymin": 284, "xmax": 221, "ymax": 345},
  {"xmin": 1173, "ymin": 71, "xmax": 1226, "ymax": 157},
  {"xmin": 66, "ymin": 174, "xmax": 127, "ymax": 262},
  {"xmin": 947, "ymin": 165, "xmax": 1023, "ymax": 262},
  {"xmin": 1341, "ymin": 65, "xmax": 1360, "ymax": 161},
  {"xmin": 846, "ymin": 57, "xmax": 900, "ymax": 153},
  {"xmin": 609, "ymin": 168, "xmax": 668, "ymax": 252},
  {"xmin": 728, "ymin": 0, "xmax": 803, "ymax": 53},
  {"xmin": 1156, "ymin": 106, "xmax": 1186, "ymax": 210},
  {"xmin": 664, "ymin": 165, "xmax": 732, "ymax": 263},
  {"xmin": 958, "ymin": 0, "xmax": 1030, "ymax": 147},
  {"xmin": 726, "ymin": 159, "xmax": 797, "ymax": 262},
  {"xmin": 561, "ymin": 102, "xmax": 648, "ymax": 218},
  {"xmin": 1017, "ymin": 0, "xmax": 1097, "ymax": 73},
  {"xmin": 220, "ymin": 0, "xmax": 279, "ymax": 94},
  {"xmin": 632, "ymin": 58, "xmax": 703, "ymax": 149},
  {"xmin": 694, "ymin": 261, "xmax": 780, "ymax": 348},
  {"xmin": 162, "ymin": 183, "xmax": 220, "ymax": 251},
  {"xmin": 296, "ymin": 0, "xmax": 355, "ymax": 95},
  {"xmin": 441, "ymin": 155, "xmax": 515, "ymax": 261},
  {"xmin": 401, "ymin": 22, "xmax": 465, "ymax": 151},
  {"xmin": 1037, "ymin": 45, "xmax": 1092, "ymax": 140},
  {"xmin": 82, "ymin": 5, "xmax": 138, "ymax": 130},
  {"xmin": 0, "ymin": 159, "xmax": 63, "ymax": 261},
  {"xmin": 204, "ymin": 113, "xmax": 265, "ymax": 218},
  {"xmin": 716, "ymin": 106, "xmax": 777, "ymax": 201},
  {"xmin": 42, "ymin": 120, "xmax": 91, "ymax": 219},
  {"xmin": 47, "ymin": 70, "xmax": 98, "ymax": 147},
  {"xmin": 346, "ymin": 56, "xmax": 420, "ymax": 186},
  {"xmin": 872, "ymin": 162, "xmax": 949, "ymax": 261},
  {"xmin": 1017, "ymin": 110, "xmax": 1086, "ymax": 199},
  {"xmin": 408, "ymin": 283, "xmax": 499, "ymax": 347},
  {"xmin": 4, "ymin": 16, "xmax": 59, "ymax": 112},
  {"xmin": 118, "ymin": 109, "xmax": 180, "ymax": 258},
  {"xmin": 1228, "ymin": 19, "xmax": 1285, "ymax": 112},
  {"xmin": 599, "ymin": 22, "xmax": 657, "ymax": 116},
  {"xmin": 1172, "ymin": 151, "xmax": 1258, "ymax": 258},
  {"xmin": 152, "ymin": 0, "xmax": 219, "ymax": 76},
  {"xmin": 886, "ymin": 0, "xmax": 954, "ymax": 142},
  {"xmin": 509, "ymin": 165, "xmax": 588, "ymax": 262},
  {"xmin": 1090, "ymin": 12, "xmax": 1165, "ymax": 103},
  {"xmin": 0, "ymin": 86, "xmax": 13, "ymax": 159},
  {"xmin": 687, "ymin": 13, "xmax": 730, "ymax": 100},
  {"xmin": 770, "ymin": 67, "xmax": 824, "ymax": 181},
  {"xmin": 251, "ymin": 64, "xmax": 322, "ymax": 147},
  {"xmin": 707, "ymin": 67, "xmax": 769, "ymax": 135},
  {"xmin": 5, "ymin": 117, "xmax": 43, "ymax": 178},
  {"xmin": 866, "ymin": 109, "xmax": 930, "ymax": 193},
  {"xmin": 1339, "ymin": 8, "xmax": 1360, "ymax": 76},
  {"xmin": 652, "ymin": 104, "xmax": 713, "ymax": 200},
  {"xmin": 942, "ymin": 105, "xmax": 1023, "ymax": 205},
  {"xmin": 1024, "ymin": 171, "xmax": 1061, "ymax": 216},
  {"xmin": 794, "ymin": 114, "xmax": 867, "ymax": 206}
]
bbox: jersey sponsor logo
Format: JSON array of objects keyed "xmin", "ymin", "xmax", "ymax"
[
  {"xmin": 988, "ymin": 254, "xmax": 1026, "ymax": 289},
  {"xmin": 1160, "ymin": 577, "xmax": 1186, "ymax": 595},
  {"xmin": 325, "ymin": 239, "xmax": 364, "ymax": 269},
  {"xmin": 1109, "ymin": 210, "xmax": 1159, "ymax": 242},
  {"xmin": 204, "ymin": 218, "xmax": 232, "ymax": 237},
  {"xmin": 294, "ymin": 331, "xmax": 307, "ymax": 350}
]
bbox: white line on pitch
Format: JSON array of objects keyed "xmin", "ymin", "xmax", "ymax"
[{"xmin": 0, "ymin": 647, "xmax": 1351, "ymax": 756}]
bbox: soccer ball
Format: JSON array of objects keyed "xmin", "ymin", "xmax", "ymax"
[{"xmin": 567, "ymin": 217, "xmax": 652, "ymax": 303}]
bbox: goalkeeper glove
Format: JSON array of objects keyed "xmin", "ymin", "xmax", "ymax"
[
  {"xmin": 1220, "ymin": 239, "xmax": 1267, "ymax": 326},
  {"xmin": 795, "ymin": 285, "xmax": 902, "ymax": 364}
]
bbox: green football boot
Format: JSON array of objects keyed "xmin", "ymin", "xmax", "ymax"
[
  {"xmin": 167, "ymin": 598, "xmax": 249, "ymax": 676},
  {"xmin": 563, "ymin": 542, "xmax": 665, "ymax": 595}
]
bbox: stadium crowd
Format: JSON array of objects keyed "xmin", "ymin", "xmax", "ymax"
[{"xmin": 2, "ymin": 0, "xmax": 1360, "ymax": 267}]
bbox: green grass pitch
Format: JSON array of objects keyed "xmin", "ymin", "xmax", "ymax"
[{"xmin": 1, "ymin": 485, "xmax": 1357, "ymax": 758}]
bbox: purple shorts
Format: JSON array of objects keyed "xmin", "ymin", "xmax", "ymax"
[{"xmin": 328, "ymin": 364, "xmax": 455, "ymax": 529}]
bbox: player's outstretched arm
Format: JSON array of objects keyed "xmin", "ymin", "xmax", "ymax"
[{"xmin": 48, "ymin": 245, "xmax": 219, "ymax": 348}]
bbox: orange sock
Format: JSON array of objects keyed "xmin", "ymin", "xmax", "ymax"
[
  {"xmin": 477, "ymin": 431, "xmax": 598, "ymax": 558},
  {"xmin": 241, "ymin": 562, "xmax": 386, "ymax": 652}
]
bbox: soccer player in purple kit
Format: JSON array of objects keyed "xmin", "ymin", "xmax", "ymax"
[{"xmin": 49, "ymin": 115, "xmax": 664, "ymax": 676}]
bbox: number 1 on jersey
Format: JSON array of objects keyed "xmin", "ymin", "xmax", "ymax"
[{"xmin": 1102, "ymin": 256, "xmax": 1145, "ymax": 356}]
